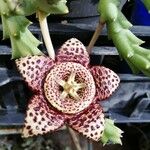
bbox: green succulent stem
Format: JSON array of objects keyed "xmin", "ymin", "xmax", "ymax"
[
  {"xmin": 97, "ymin": 0, "xmax": 150, "ymax": 77},
  {"xmin": 0, "ymin": 0, "xmax": 43, "ymax": 59},
  {"xmin": 0, "ymin": 0, "xmax": 68, "ymax": 59},
  {"xmin": 87, "ymin": 20, "xmax": 105, "ymax": 54},
  {"xmin": 101, "ymin": 119, "xmax": 123, "ymax": 145},
  {"xmin": 37, "ymin": 11, "xmax": 55, "ymax": 60}
]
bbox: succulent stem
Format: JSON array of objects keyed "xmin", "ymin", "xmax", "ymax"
[
  {"xmin": 101, "ymin": 119, "xmax": 123, "ymax": 145},
  {"xmin": 38, "ymin": 10, "xmax": 55, "ymax": 60},
  {"xmin": 87, "ymin": 20, "xmax": 105, "ymax": 54}
]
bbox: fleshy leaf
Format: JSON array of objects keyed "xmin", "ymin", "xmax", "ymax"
[
  {"xmin": 16, "ymin": 56, "xmax": 54, "ymax": 92},
  {"xmin": 90, "ymin": 66, "xmax": 120, "ymax": 100},
  {"xmin": 57, "ymin": 38, "xmax": 90, "ymax": 67},
  {"xmin": 68, "ymin": 103, "xmax": 105, "ymax": 141},
  {"xmin": 101, "ymin": 119, "xmax": 123, "ymax": 145},
  {"xmin": 23, "ymin": 94, "xmax": 65, "ymax": 138},
  {"xmin": 98, "ymin": 0, "xmax": 150, "ymax": 77}
]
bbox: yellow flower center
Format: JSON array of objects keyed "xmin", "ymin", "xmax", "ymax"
[{"xmin": 57, "ymin": 72, "xmax": 86, "ymax": 100}]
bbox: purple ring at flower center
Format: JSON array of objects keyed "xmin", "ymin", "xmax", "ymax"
[{"xmin": 44, "ymin": 62, "xmax": 96, "ymax": 114}]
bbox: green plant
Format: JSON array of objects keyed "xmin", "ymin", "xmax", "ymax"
[
  {"xmin": 0, "ymin": 0, "xmax": 68, "ymax": 59},
  {"xmin": 88, "ymin": 0, "xmax": 150, "ymax": 77},
  {"xmin": 1, "ymin": 0, "xmax": 139, "ymax": 147},
  {"xmin": 143, "ymin": 0, "xmax": 150, "ymax": 11}
]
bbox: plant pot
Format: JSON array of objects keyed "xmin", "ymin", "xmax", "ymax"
[{"xmin": 131, "ymin": 0, "xmax": 150, "ymax": 25}]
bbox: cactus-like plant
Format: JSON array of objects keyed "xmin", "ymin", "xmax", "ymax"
[
  {"xmin": 0, "ymin": 0, "xmax": 130, "ymax": 146},
  {"xmin": 99, "ymin": 0, "xmax": 150, "ymax": 76},
  {"xmin": 0, "ymin": 0, "xmax": 68, "ymax": 59},
  {"xmin": 88, "ymin": 0, "xmax": 150, "ymax": 77}
]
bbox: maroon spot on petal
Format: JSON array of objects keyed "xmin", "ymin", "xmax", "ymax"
[
  {"xmin": 42, "ymin": 128, "xmax": 46, "ymax": 131},
  {"xmin": 40, "ymin": 110, "xmax": 45, "ymax": 116},
  {"xmin": 34, "ymin": 107, "xmax": 40, "ymax": 111},
  {"xmin": 91, "ymin": 126, "xmax": 95, "ymax": 131},
  {"xmin": 33, "ymin": 116, "xmax": 37, "ymax": 122},
  {"xmin": 36, "ymin": 59, "xmax": 41, "ymax": 64},
  {"xmin": 63, "ymin": 48, "xmax": 68, "ymax": 51},
  {"xmin": 41, "ymin": 117, "xmax": 45, "ymax": 121},
  {"xmin": 26, "ymin": 126, "xmax": 31, "ymax": 129},
  {"xmin": 100, "ymin": 121, "xmax": 104, "ymax": 125},
  {"xmin": 35, "ymin": 112, "xmax": 38, "ymax": 115},
  {"xmin": 72, "ymin": 121, "xmax": 78, "ymax": 126},
  {"xmin": 88, "ymin": 114, "xmax": 92, "ymax": 118},
  {"xmin": 29, "ymin": 130, "xmax": 33, "ymax": 135},
  {"xmin": 36, "ymin": 126, "xmax": 39, "ymax": 130},
  {"xmin": 29, "ymin": 112, "xmax": 33, "ymax": 117},
  {"xmin": 48, "ymin": 122, "xmax": 52, "ymax": 126},
  {"xmin": 96, "ymin": 125, "xmax": 100, "ymax": 129},
  {"xmin": 31, "ymin": 74, "xmax": 34, "ymax": 78},
  {"xmin": 27, "ymin": 66, "xmax": 31, "ymax": 70},
  {"xmin": 95, "ymin": 132, "xmax": 98, "ymax": 135},
  {"xmin": 84, "ymin": 125, "xmax": 89, "ymax": 128}
]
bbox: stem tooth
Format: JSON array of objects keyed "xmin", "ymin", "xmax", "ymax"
[
  {"xmin": 13, "ymin": 33, "xmax": 17, "ymax": 37},
  {"xmin": 127, "ymin": 52, "xmax": 134, "ymax": 58},
  {"xmin": 146, "ymin": 64, "xmax": 150, "ymax": 69}
]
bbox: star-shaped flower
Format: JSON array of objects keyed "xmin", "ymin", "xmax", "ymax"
[{"xmin": 16, "ymin": 38, "xmax": 121, "ymax": 143}]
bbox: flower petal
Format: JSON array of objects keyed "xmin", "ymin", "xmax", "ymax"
[
  {"xmin": 16, "ymin": 56, "xmax": 54, "ymax": 91},
  {"xmin": 56, "ymin": 38, "xmax": 89, "ymax": 67},
  {"xmin": 68, "ymin": 103, "xmax": 105, "ymax": 141},
  {"xmin": 22, "ymin": 94, "xmax": 65, "ymax": 138},
  {"xmin": 90, "ymin": 66, "xmax": 120, "ymax": 100}
]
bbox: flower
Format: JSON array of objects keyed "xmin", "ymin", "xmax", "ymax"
[{"xmin": 16, "ymin": 38, "xmax": 120, "ymax": 141}]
